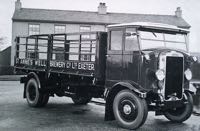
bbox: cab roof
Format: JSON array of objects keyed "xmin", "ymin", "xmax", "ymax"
[{"xmin": 107, "ymin": 22, "xmax": 189, "ymax": 33}]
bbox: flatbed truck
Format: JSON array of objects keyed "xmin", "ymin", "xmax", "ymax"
[{"xmin": 14, "ymin": 22, "xmax": 196, "ymax": 129}]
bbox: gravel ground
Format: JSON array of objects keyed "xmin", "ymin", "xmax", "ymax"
[{"xmin": 0, "ymin": 81, "xmax": 200, "ymax": 131}]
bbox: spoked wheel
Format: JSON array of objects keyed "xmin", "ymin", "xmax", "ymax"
[
  {"xmin": 164, "ymin": 92, "xmax": 193, "ymax": 122},
  {"xmin": 113, "ymin": 90, "xmax": 148, "ymax": 130},
  {"xmin": 71, "ymin": 95, "xmax": 92, "ymax": 105},
  {"xmin": 26, "ymin": 78, "xmax": 49, "ymax": 107}
]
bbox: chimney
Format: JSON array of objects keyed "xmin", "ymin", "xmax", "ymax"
[
  {"xmin": 98, "ymin": 2, "xmax": 107, "ymax": 15},
  {"xmin": 175, "ymin": 7, "xmax": 182, "ymax": 18},
  {"xmin": 15, "ymin": 0, "xmax": 22, "ymax": 10}
]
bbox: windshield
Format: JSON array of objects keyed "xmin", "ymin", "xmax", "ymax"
[{"xmin": 139, "ymin": 31, "xmax": 188, "ymax": 51}]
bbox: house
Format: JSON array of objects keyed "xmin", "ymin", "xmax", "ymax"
[
  {"xmin": 0, "ymin": 46, "xmax": 13, "ymax": 75},
  {"xmin": 11, "ymin": 0, "xmax": 191, "ymax": 66}
]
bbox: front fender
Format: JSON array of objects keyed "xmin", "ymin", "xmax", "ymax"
[
  {"xmin": 112, "ymin": 81, "xmax": 147, "ymax": 98},
  {"xmin": 104, "ymin": 81, "xmax": 147, "ymax": 121}
]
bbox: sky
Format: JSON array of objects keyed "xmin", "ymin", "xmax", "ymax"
[{"xmin": 0, "ymin": 0, "xmax": 200, "ymax": 52}]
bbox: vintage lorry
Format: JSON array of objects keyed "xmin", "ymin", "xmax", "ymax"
[
  {"xmin": 14, "ymin": 22, "xmax": 197, "ymax": 129},
  {"xmin": 190, "ymin": 53, "xmax": 200, "ymax": 114}
]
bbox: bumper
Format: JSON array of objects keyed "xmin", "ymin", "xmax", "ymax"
[{"xmin": 163, "ymin": 100, "xmax": 185, "ymax": 109}]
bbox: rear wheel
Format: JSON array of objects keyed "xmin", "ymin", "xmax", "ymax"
[
  {"xmin": 71, "ymin": 95, "xmax": 92, "ymax": 105},
  {"xmin": 164, "ymin": 92, "xmax": 193, "ymax": 122},
  {"xmin": 26, "ymin": 78, "xmax": 49, "ymax": 107},
  {"xmin": 113, "ymin": 90, "xmax": 148, "ymax": 130},
  {"xmin": 40, "ymin": 93, "xmax": 49, "ymax": 107}
]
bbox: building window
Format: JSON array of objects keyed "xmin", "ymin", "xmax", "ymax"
[
  {"xmin": 27, "ymin": 52, "xmax": 36, "ymax": 59},
  {"xmin": 80, "ymin": 26, "xmax": 91, "ymax": 39},
  {"xmin": 79, "ymin": 26, "xmax": 92, "ymax": 61},
  {"xmin": 29, "ymin": 24, "xmax": 40, "ymax": 35},
  {"xmin": 80, "ymin": 43, "xmax": 91, "ymax": 61},
  {"xmin": 69, "ymin": 44, "xmax": 79, "ymax": 61},
  {"xmin": 80, "ymin": 26, "xmax": 91, "ymax": 32},
  {"xmin": 54, "ymin": 25, "xmax": 66, "ymax": 34}
]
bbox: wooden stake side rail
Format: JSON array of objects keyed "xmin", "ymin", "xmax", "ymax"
[{"xmin": 14, "ymin": 32, "xmax": 104, "ymax": 78}]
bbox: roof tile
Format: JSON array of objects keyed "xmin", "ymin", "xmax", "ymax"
[{"xmin": 12, "ymin": 8, "xmax": 190, "ymax": 28}]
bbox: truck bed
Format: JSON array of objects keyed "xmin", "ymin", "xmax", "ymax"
[{"xmin": 14, "ymin": 32, "xmax": 107, "ymax": 81}]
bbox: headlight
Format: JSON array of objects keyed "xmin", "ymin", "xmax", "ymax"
[
  {"xmin": 184, "ymin": 69, "xmax": 192, "ymax": 80},
  {"xmin": 144, "ymin": 54, "xmax": 150, "ymax": 60},
  {"xmin": 192, "ymin": 56, "xmax": 197, "ymax": 62},
  {"xmin": 155, "ymin": 69, "xmax": 165, "ymax": 81}
]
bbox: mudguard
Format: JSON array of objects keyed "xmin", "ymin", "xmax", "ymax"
[
  {"xmin": 104, "ymin": 81, "xmax": 147, "ymax": 121},
  {"xmin": 113, "ymin": 81, "xmax": 147, "ymax": 98},
  {"xmin": 23, "ymin": 72, "xmax": 41, "ymax": 98},
  {"xmin": 26, "ymin": 72, "xmax": 41, "ymax": 89}
]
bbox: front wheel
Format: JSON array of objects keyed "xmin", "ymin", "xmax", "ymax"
[
  {"xmin": 164, "ymin": 92, "xmax": 193, "ymax": 122},
  {"xmin": 113, "ymin": 90, "xmax": 148, "ymax": 130}
]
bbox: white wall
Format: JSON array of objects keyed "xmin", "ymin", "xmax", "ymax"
[
  {"xmin": 11, "ymin": 22, "xmax": 28, "ymax": 66},
  {"xmin": 11, "ymin": 21, "xmax": 106, "ymax": 65}
]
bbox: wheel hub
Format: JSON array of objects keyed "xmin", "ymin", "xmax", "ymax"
[
  {"xmin": 123, "ymin": 104, "xmax": 132, "ymax": 115},
  {"xmin": 118, "ymin": 99, "xmax": 138, "ymax": 122}
]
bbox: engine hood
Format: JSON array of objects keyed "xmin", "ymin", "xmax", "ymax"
[
  {"xmin": 142, "ymin": 48, "xmax": 189, "ymax": 56},
  {"xmin": 141, "ymin": 48, "xmax": 194, "ymax": 62}
]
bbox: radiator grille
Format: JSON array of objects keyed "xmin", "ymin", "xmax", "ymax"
[{"xmin": 165, "ymin": 56, "xmax": 183, "ymax": 100}]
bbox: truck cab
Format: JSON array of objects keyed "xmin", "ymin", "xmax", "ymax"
[
  {"xmin": 104, "ymin": 22, "xmax": 195, "ymax": 129},
  {"xmin": 106, "ymin": 22, "xmax": 191, "ymax": 89},
  {"xmin": 14, "ymin": 22, "xmax": 196, "ymax": 130}
]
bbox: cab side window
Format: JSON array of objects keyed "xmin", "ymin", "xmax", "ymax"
[
  {"xmin": 125, "ymin": 28, "xmax": 139, "ymax": 51},
  {"xmin": 110, "ymin": 30, "xmax": 123, "ymax": 50}
]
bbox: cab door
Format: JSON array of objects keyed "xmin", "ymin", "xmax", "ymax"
[
  {"xmin": 105, "ymin": 28, "xmax": 124, "ymax": 87},
  {"xmin": 122, "ymin": 28, "xmax": 140, "ymax": 83}
]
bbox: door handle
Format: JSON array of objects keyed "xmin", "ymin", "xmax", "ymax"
[{"xmin": 106, "ymin": 55, "xmax": 110, "ymax": 57}]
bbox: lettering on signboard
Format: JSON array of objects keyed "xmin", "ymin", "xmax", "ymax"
[
  {"xmin": 16, "ymin": 58, "xmax": 33, "ymax": 65},
  {"xmin": 50, "ymin": 61, "xmax": 65, "ymax": 68},
  {"xmin": 49, "ymin": 61, "xmax": 94, "ymax": 71},
  {"xmin": 16, "ymin": 58, "xmax": 95, "ymax": 71},
  {"xmin": 35, "ymin": 60, "xmax": 46, "ymax": 67}
]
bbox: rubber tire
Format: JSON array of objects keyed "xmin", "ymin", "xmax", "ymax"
[
  {"xmin": 26, "ymin": 78, "xmax": 49, "ymax": 107},
  {"xmin": 113, "ymin": 90, "xmax": 148, "ymax": 130},
  {"xmin": 40, "ymin": 93, "xmax": 49, "ymax": 107},
  {"xmin": 139, "ymin": 98, "xmax": 148, "ymax": 127},
  {"xmin": 71, "ymin": 95, "xmax": 92, "ymax": 105},
  {"xmin": 164, "ymin": 92, "xmax": 193, "ymax": 123}
]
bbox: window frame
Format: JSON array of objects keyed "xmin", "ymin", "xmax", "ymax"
[
  {"xmin": 109, "ymin": 28, "xmax": 124, "ymax": 51},
  {"xmin": 28, "ymin": 24, "xmax": 40, "ymax": 35},
  {"xmin": 54, "ymin": 25, "xmax": 66, "ymax": 34},
  {"xmin": 124, "ymin": 27, "xmax": 140, "ymax": 51},
  {"xmin": 80, "ymin": 26, "xmax": 91, "ymax": 39},
  {"xmin": 79, "ymin": 26, "xmax": 91, "ymax": 32},
  {"xmin": 139, "ymin": 30, "xmax": 188, "ymax": 51}
]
